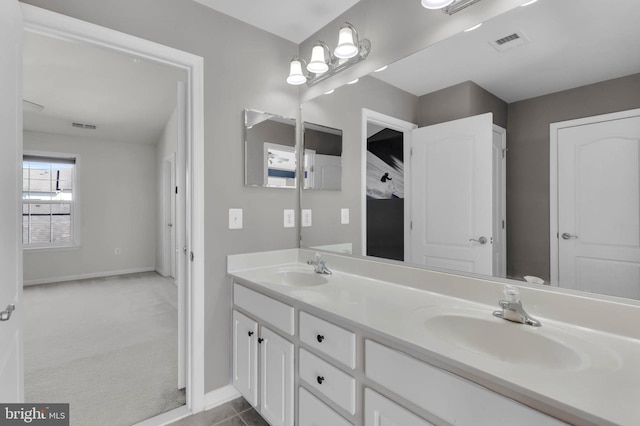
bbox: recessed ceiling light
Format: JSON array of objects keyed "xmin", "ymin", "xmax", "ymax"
[
  {"xmin": 347, "ymin": 78, "xmax": 359, "ymax": 85},
  {"xmin": 464, "ymin": 23, "xmax": 483, "ymax": 32},
  {"xmin": 374, "ymin": 65, "xmax": 388, "ymax": 72},
  {"xmin": 324, "ymin": 89, "xmax": 335, "ymax": 95},
  {"xmin": 521, "ymin": 0, "xmax": 539, "ymax": 6}
]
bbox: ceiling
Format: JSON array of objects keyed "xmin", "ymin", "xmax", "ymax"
[
  {"xmin": 192, "ymin": 0, "xmax": 362, "ymax": 44},
  {"xmin": 23, "ymin": 31, "xmax": 185, "ymax": 145},
  {"xmin": 372, "ymin": 0, "xmax": 640, "ymax": 103}
]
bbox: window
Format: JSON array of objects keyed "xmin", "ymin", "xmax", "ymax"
[{"xmin": 22, "ymin": 154, "xmax": 78, "ymax": 249}]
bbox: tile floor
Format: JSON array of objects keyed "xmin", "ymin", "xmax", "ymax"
[{"xmin": 168, "ymin": 397, "xmax": 269, "ymax": 426}]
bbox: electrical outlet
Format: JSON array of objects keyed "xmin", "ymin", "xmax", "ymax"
[
  {"xmin": 229, "ymin": 208, "xmax": 243, "ymax": 229},
  {"xmin": 284, "ymin": 209, "xmax": 295, "ymax": 228},
  {"xmin": 301, "ymin": 209, "xmax": 312, "ymax": 227},
  {"xmin": 341, "ymin": 208, "xmax": 350, "ymax": 225},
  {"xmin": 115, "ymin": 247, "xmax": 121, "ymax": 255}
]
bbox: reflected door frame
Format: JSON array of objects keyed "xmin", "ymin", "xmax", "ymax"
[
  {"xmin": 549, "ymin": 107, "xmax": 640, "ymax": 289},
  {"xmin": 361, "ymin": 109, "xmax": 417, "ymax": 258}
]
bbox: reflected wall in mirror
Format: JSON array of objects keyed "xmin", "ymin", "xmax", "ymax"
[
  {"xmin": 300, "ymin": 0, "xmax": 640, "ymax": 300},
  {"xmin": 302, "ymin": 122, "xmax": 343, "ymax": 191},
  {"xmin": 244, "ymin": 109, "xmax": 297, "ymax": 188}
]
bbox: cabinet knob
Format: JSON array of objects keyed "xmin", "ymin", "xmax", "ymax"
[
  {"xmin": 258, "ymin": 337, "xmax": 264, "ymax": 344},
  {"xmin": 248, "ymin": 331, "xmax": 254, "ymax": 337},
  {"xmin": 316, "ymin": 334, "xmax": 325, "ymax": 343},
  {"xmin": 317, "ymin": 376, "xmax": 325, "ymax": 385}
]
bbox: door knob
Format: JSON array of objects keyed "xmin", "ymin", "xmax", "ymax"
[
  {"xmin": 0, "ymin": 304, "xmax": 15, "ymax": 322},
  {"xmin": 561, "ymin": 233, "xmax": 578, "ymax": 240},
  {"xmin": 469, "ymin": 237, "xmax": 488, "ymax": 244}
]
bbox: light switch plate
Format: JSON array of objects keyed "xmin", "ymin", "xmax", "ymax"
[
  {"xmin": 301, "ymin": 209, "xmax": 312, "ymax": 227},
  {"xmin": 284, "ymin": 209, "xmax": 295, "ymax": 228},
  {"xmin": 229, "ymin": 208, "xmax": 243, "ymax": 229},
  {"xmin": 341, "ymin": 208, "xmax": 350, "ymax": 225}
]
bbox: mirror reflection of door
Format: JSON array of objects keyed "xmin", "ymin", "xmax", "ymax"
[
  {"xmin": 409, "ymin": 113, "xmax": 500, "ymax": 276},
  {"xmin": 553, "ymin": 110, "xmax": 640, "ymax": 299},
  {"xmin": 366, "ymin": 126, "xmax": 405, "ymax": 261}
]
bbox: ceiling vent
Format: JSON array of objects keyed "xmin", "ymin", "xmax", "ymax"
[
  {"xmin": 489, "ymin": 31, "xmax": 529, "ymax": 52},
  {"xmin": 72, "ymin": 122, "xmax": 97, "ymax": 130},
  {"xmin": 442, "ymin": 0, "xmax": 483, "ymax": 15}
]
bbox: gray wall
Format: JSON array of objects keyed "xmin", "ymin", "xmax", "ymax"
[
  {"xmin": 418, "ymin": 81, "xmax": 508, "ymax": 128},
  {"xmin": 21, "ymin": 0, "xmax": 299, "ymax": 393},
  {"xmin": 300, "ymin": 76, "xmax": 418, "ymax": 252},
  {"xmin": 507, "ymin": 73, "xmax": 640, "ymax": 281},
  {"xmin": 24, "ymin": 130, "xmax": 157, "ymax": 284}
]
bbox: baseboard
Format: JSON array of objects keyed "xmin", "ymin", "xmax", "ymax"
[
  {"xmin": 203, "ymin": 385, "xmax": 241, "ymax": 410},
  {"xmin": 23, "ymin": 266, "xmax": 156, "ymax": 286}
]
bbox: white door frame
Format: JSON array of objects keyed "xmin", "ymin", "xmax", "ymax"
[
  {"xmin": 361, "ymin": 109, "xmax": 417, "ymax": 258},
  {"xmin": 164, "ymin": 153, "xmax": 177, "ymax": 279},
  {"xmin": 549, "ymin": 107, "xmax": 640, "ymax": 287},
  {"xmin": 21, "ymin": 3, "xmax": 206, "ymax": 417}
]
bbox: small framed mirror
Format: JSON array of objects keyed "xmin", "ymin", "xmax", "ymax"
[
  {"xmin": 244, "ymin": 109, "xmax": 297, "ymax": 188},
  {"xmin": 302, "ymin": 122, "xmax": 343, "ymax": 190}
]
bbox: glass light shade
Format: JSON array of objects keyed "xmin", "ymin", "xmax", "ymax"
[
  {"xmin": 286, "ymin": 59, "xmax": 306, "ymax": 85},
  {"xmin": 334, "ymin": 26, "xmax": 359, "ymax": 59},
  {"xmin": 307, "ymin": 45, "xmax": 329, "ymax": 74},
  {"xmin": 421, "ymin": 0, "xmax": 454, "ymax": 9}
]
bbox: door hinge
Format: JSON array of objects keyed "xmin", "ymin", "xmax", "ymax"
[
  {"xmin": 502, "ymin": 148, "xmax": 509, "ymax": 159},
  {"xmin": 410, "ymin": 147, "xmax": 414, "ymax": 157},
  {"xmin": 410, "ymin": 221, "xmax": 413, "ymax": 230},
  {"xmin": 175, "ymin": 186, "xmax": 178, "ymax": 194},
  {"xmin": 502, "ymin": 220, "xmax": 505, "ymax": 229},
  {"xmin": 190, "ymin": 252, "xmax": 194, "ymax": 262}
]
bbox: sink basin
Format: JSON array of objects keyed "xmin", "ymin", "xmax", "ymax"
[
  {"xmin": 259, "ymin": 265, "xmax": 329, "ymax": 287},
  {"xmin": 410, "ymin": 305, "xmax": 618, "ymax": 371}
]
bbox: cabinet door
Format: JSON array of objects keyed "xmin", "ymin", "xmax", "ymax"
[
  {"xmin": 260, "ymin": 326, "xmax": 294, "ymax": 426},
  {"xmin": 232, "ymin": 310, "xmax": 258, "ymax": 406},
  {"xmin": 365, "ymin": 388, "xmax": 434, "ymax": 426}
]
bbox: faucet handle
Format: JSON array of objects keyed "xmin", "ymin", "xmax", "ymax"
[{"xmin": 503, "ymin": 285, "xmax": 520, "ymax": 303}]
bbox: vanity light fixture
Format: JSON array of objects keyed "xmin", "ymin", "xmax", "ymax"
[
  {"xmin": 286, "ymin": 56, "xmax": 307, "ymax": 86},
  {"xmin": 286, "ymin": 22, "xmax": 371, "ymax": 87},
  {"xmin": 421, "ymin": 0, "xmax": 454, "ymax": 9},
  {"xmin": 464, "ymin": 22, "xmax": 483, "ymax": 32}
]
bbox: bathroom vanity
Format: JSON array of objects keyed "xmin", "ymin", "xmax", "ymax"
[{"xmin": 227, "ymin": 249, "xmax": 640, "ymax": 426}]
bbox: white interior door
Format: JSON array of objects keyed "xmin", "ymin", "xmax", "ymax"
[
  {"xmin": 0, "ymin": 0, "xmax": 24, "ymax": 403},
  {"xmin": 556, "ymin": 113, "xmax": 640, "ymax": 298},
  {"xmin": 409, "ymin": 113, "xmax": 493, "ymax": 275}
]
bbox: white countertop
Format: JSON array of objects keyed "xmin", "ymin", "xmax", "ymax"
[{"xmin": 227, "ymin": 249, "xmax": 640, "ymax": 426}]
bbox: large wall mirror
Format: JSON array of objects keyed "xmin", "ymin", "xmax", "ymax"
[
  {"xmin": 300, "ymin": 0, "xmax": 640, "ymax": 300},
  {"xmin": 244, "ymin": 109, "xmax": 297, "ymax": 188}
]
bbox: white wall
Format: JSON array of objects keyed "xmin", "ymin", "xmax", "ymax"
[
  {"xmin": 156, "ymin": 106, "xmax": 178, "ymax": 277},
  {"xmin": 23, "ymin": 130, "xmax": 157, "ymax": 284}
]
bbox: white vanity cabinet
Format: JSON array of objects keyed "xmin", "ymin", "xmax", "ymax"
[
  {"xmin": 232, "ymin": 283, "xmax": 295, "ymax": 426},
  {"xmin": 364, "ymin": 388, "xmax": 434, "ymax": 426},
  {"xmin": 365, "ymin": 340, "xmax": 567, "ymax": 426}
]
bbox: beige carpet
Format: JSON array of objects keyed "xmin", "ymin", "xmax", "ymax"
[{"xmin": 23, "ymin": 272, "xmax": 186, "ymax": 426}]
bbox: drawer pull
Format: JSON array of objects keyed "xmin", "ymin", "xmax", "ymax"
[
  {"xmin": 317, "ymin": 376, "xmax": 325, "ymax": 385},
  {"xmin": 317, "ymin": 334, "xmax": 325, "ymax": 343},
  {"xmin": 258, "ymin": 337, "xmax": 264, "ymax": 344},
  {"xmin": 248, "ymin": 331, "xmax": 254, "ymax": 337}
]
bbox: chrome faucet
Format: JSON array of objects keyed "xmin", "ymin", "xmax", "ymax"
[
  {"xmin": 493, "ymin": 285, "xmax": 541, "ymax": 327},
  {"xmin": 307, "ymin": 253, "xmax": 332, "ymax": 275}
]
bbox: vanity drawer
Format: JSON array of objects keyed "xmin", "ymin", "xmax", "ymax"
[
  {"xmin": 365, "ymin": 340, "xmax": 567, "ymax": 426},
  {"xmin": 299, "ymin": 348, "xmax": 356, "ymax": 414},
  {"xmin": 233, "ymin": 283, "xmax": 294, "ymax": 335},
  {"xmin": 364, "ymin": 388, "xmax": 434, "ymax": 426},
  {"xmin": 299, "ymin": 311, "xmax": 356, "ymax": 369},
  {"xmin": 299, "ymin": 387, "xmax": 352, "ymax": 426}
]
